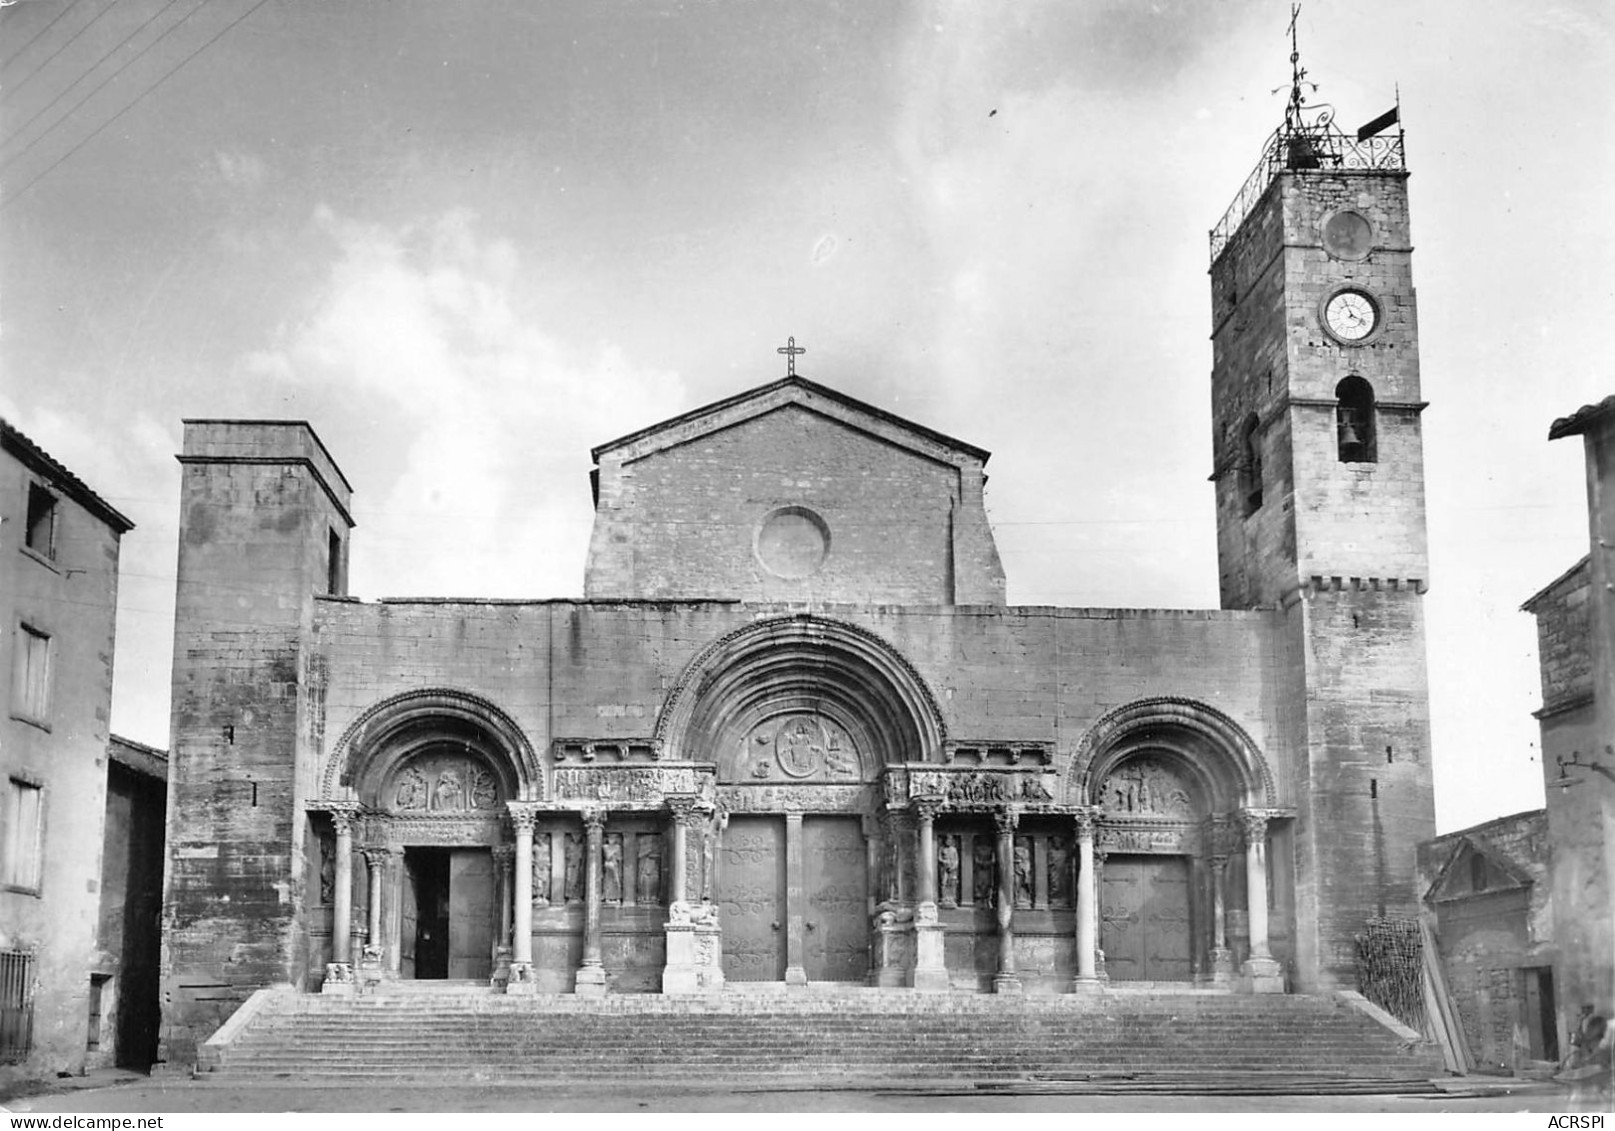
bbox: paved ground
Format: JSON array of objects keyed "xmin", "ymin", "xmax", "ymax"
[{"xmin": 2, "ymin": 1071, "xmax": 1610, "ymax": 1114}]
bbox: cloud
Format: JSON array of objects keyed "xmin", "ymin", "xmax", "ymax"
[{"xmin": 252, "ymin": 206, "xmax": 687, "ymax": 598}]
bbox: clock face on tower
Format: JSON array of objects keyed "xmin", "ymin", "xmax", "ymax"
[{"xmin": 1324, "ymin": 290, "xmax": 1379, "ymax": 342}]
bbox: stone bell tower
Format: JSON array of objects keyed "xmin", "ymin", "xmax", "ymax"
[{"xmin": 1206, "ymin": 40, "xmax": 1436, "ymax": 990}]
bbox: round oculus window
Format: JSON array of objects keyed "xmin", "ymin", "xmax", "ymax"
[
  {"xmin": 1322, "ymin": 210, "xmax": 1373, "ymax": 260},
  {"xmin": 755, "ymin": 506, "xmax": 830, "ymax": 579}
]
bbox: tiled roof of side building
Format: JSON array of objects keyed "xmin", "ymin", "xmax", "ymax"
[
  {"xmin": 1548, "ymin": 394, "xmax": 1615, "ymax": 441},
  {"xmin": 1, "ymin": 416, "xmax": 135, "ymax": 533}
]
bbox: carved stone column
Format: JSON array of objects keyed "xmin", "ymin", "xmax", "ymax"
[
  {"xmin": 910, "ymin": 799, "xmax": 948, "ymax": 991},
  {"xmin": 358, "ymin": 846, "xmax": 388, "ymax": 992},
  {"xmin": 1239, "ymin": 809, "xmax": 1283, "ymax": 993},
  {"xmin": 784, "ymin": 812, "xmax": 808, "ymax": 987},
  {"xmin": 491, "ymin": 845, "xmax": 514, "ymax": 945},
  {"xmin": 1210, "ymin": 852, "xmax": 1234, "ymax": 983},
  {"xmin": 322, "ymin": 804, "xmax": 359, "ymax": 993},
  {"xmin": 576, "ymin": 809, "xmax": 608, "ymax": 995},
  {"xmin": 1092, "ymin": 845, "xmax": 1110, "ymax": 982},
  {"xmin": 993, "ymin": 807, "xmax": 1022, "ymax": 994},
  {"xmin": 1071, "ymin": 807, "xmax": 1100, "ymax": 992},
  {"xmin": 507, "ymin": 803, "xmax": 538, "ymax": 992},
  {"xmin": 663, "ymin": 797, "xmax": 712, "ymax": 994}
]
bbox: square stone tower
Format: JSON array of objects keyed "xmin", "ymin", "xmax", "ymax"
[{"xmin": 1207, "ymin": 87, "xmax": 1436, "ymax": 988}]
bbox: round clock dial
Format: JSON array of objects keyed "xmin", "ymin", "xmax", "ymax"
[{"xmin": 1325, "ymin": 290, "xmax": 1378, "ymax": 341}]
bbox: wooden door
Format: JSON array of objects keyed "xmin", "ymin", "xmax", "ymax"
[
  {"xmin": 803, "ymin": 817, "xmax": 868, "ymax": 982},
  {"xmin": 1100, "ymin": 855, "xmax": 1192, "ymax": 981},
  {"xmin": 448, "ymin": 849, "xmax": 495, "ymax": 980},
  {"xmin": 718, "ymin": 816, "xmax": 785, "ymax": 982}
]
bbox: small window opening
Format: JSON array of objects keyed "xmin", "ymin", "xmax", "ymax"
[
  {"xmin": 326, "ymin": 529, "xmax": 343, "ymax": 596},
  {"xmin": 1240, "ymin": 413, "xmax": 1263, "ymax": 515},
  {"xmin": 1336, "ymin": 376, "xmax": 1378, "ymax": 463},
  {"xmin": 3, "ymin": 778, "xmax": 44, "ymax": 890},
  {"xmin": 1369, "ymin": 778, "xmax": 1378, "ymax": 799},
  {"xmin": 1469, "ymin": 853, "xmax": 1489, "ymax": 893},
  {"xmin": 1386, "ymin": 745, "xmax": 1394, "ymax": 764},
  {"xmin": 25, "ymin": 484, "xmax": 57, "ymax": 559}
]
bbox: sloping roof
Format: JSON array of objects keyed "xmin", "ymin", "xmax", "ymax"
[
  {"xmin": 1, "ymin": 417, "xmax": 135, "ymax": 534},
  {"xmin": 1425, "ymin": 830, "xmax": 1539, "ymax": 903},
  {"xmin": 1548, "ymin": 395, "xmax": 1615, "ymax": 441},
  {"xmin": 590, "ymin": 375, "xmax": 991, "ymax": 466},
  {"xmin": 109, "ymin": 734, "xmax": 169, "ymax": 780},
  {"xmin": 1522, "ymin": 554, "xmax": 1591, "ymax": 614}
]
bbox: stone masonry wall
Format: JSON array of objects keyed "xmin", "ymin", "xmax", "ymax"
[
  {"xmin": 586, "ymin": 405, "xmax": 984, "ymax": 605},
  {"xmin": 159, "ymin": 423, "xmax": 351, "ymax": 1067}
]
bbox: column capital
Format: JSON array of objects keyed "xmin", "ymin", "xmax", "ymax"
[
  {"xmin": 1072, "ymin": 806, "xmax": 1102, "ymax": 839},
  {"xmin": 319, "ymin": 801, "xmax": 363, "ymax": 835},
  {"xmin": 491, "ymin": 844, "xmax": 516, "ymax": 869},
  {"xmin": 359, "ymin": 846, "xmax": 390, "ymax": 869},
  {"xmin": 992, "ymin": 806, "xmax": 1020, "ymax": 835},
  {"xmin": 1238, "ymin": 808, "xmax": 1272, "ymax": 845},
  {"xmin": 912, "ymin": 798, "xmax": 942, "ymax": 823},
  {"xmin": 666, "ymin": 796, "xmax": 711, "ymax": 827},
  {"xmin": 582, "ymin": 808, "xmax": 607, "ymax": 834},
  {"xmin": 506, "ymin": 801, "xmax": 541, "ymax": 832}
]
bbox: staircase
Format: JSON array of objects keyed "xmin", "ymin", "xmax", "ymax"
[{"xmin": 200, "ymin": 985, "xmax": 1442, "ymax": 1085}]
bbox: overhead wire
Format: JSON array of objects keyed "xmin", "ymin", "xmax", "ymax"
[
  {"xmin": 1, "ymin": 0, "xmax": 201, "ymax": 175},
  {"xmin": 4, "ymin": 0, "xmax": 118, "ymax": 95},
  {"xmin": 2, "ymin": 0, "xmax": 271, "ymax": 209},
  {"xmin": 2, "ymin": 0, "xmax": 189, "ymax": 160},
  {"xmin": 0, "ymin": 0, "xmax": 86, "ymax": 68}
]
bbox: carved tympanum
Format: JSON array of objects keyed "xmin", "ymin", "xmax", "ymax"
[
  {"xmin": 735, "ymin": 714, "xmax": 860, "ymax": 783},
  {"xmin": 1098, "ymin": 758, "xmax": 1195, "ymax": 817},
  {"xmin": 386, "ymin": 754, "xmax": 505, "ymax": 814}
]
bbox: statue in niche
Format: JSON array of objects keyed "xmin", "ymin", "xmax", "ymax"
[
  {"xmin": 972, "ymin": 838, "xmax": 995, "ymax": 903},
  {"xmin": 937, "ymin": 836, "xmax": 960, "ymax": 908},
  {"xmin": 636, "ymin": 837, "xmax": 662, "ymax": 904},
  {"xmin": 602, "ymin": 834, "xmax": 624, "ymax": 903},
  {"xmin": 432, "ymin": 768, "xmax": 463, "ymax": 811},
  {"xmin": 319, "ymin": 834, "xmax": 335, "ymax": 905},
  {"xmin": 1047, "ymin": 836, "xmax": 1070, "ymax": 904},
  {"xmin": 532, "ymin": 833, "xmax": 551, "ymax": 906},
  {"xmin": 564, "ymin": 833, "xmax": 584, "ymax": 903},
  {"xmin": 468, "ymin": 766, "xmax": 498, "ymax": 810},
  {"xmin": 1013, "ymin": 837, "xmax": 1034, "ymax": 908},
  {"xmin": 393, "ymin": 766, "xmax": 427, "ymax": 811}
]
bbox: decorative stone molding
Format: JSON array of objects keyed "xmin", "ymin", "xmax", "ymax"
[
  {"xmin": 552, "ymin": 739, "xmax": 659, "ymax": 764},
  {"xmin": 322, "ymin": 687, "xmax": 542, "ymax": 802},
  {"xmin": 943, "ymin": 741, "xmax": 1056, "ymax": 767},
  {"xmin": 1068, "ymin": 696, "xmax": 1275, "ymax": 810}
]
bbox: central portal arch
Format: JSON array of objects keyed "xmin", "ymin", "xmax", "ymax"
[{"xmin": 658, "ymin": 615, "xmax": 945, "ymax": 984}]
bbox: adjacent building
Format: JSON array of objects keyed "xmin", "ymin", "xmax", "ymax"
[
  {"xmin": 1522, "ymin": 396, "xmax": 1615, "ymax": 1030},
  {"xmin": 1, "ymin": 419, "xmax": 134, "ymax": 1078}
]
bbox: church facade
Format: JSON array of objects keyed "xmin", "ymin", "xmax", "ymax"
[{"xmin": 157, "ymin": 102, "xmax": 1437, "ymax": 1064}]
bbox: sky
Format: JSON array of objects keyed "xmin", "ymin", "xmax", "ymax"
[{"xmin": 2, "ymin": 0, "xmax": 1611, "ymax": 834}]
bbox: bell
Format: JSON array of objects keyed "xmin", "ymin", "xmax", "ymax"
[{"xmin": 1339, "ymin": 421, "xmax": 1365, "ymax": 459}]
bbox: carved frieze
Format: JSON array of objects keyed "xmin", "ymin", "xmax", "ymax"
[
  {"xmin": 1097, "ymin": 757, "xmax": 1195, "ymax": 817},
  {"xmin": 901, "ymin": 767, "xmax": 1057, "ymax": 808},
  {"xmin": 552, "ymin": 764, "xmax": 712, "ymax": 804},
  {"xmin": 733, "ymin": 714, "xmax": 861, "ymax": 783},
  {"xmin": 368, "ymin": 813, "xmax": 505, "ymax": 847},
  {"xmin": 716, "ymin": 783, "xmax": 871, "ymax": 813},
  {"xmin": 1095, "ymin": 823, "xmax": 1196, "ymax": 855}
]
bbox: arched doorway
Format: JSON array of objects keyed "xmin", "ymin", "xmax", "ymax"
[
  {"xmin": 659, "ymin": 615, "xmax": 945, "ymax": 986},
  {"xmin": 313, "ymin": 689, "xmax": 540, "ymax": 985},
  {"xmin": 1070, "ymin": 697, "xmax": 1287, "ymax": 988}
]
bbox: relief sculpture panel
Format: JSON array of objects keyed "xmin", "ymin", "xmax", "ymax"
[
  {"xmin": 1098, "ymin": 758, "xmax": 1195, "ymax": 817},
  {"xmin": 386, "ymin": 754, "xmax": 505, "ymax": 813},
  {"xmin": 730, "ymin": 715, "xmax": 861, "ymax": 783}
]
